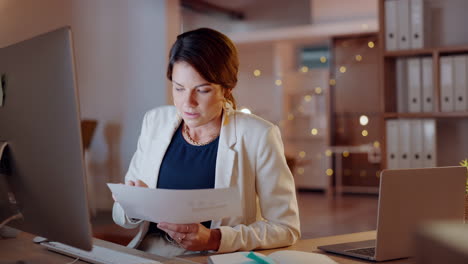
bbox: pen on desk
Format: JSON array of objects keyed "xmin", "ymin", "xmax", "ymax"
[{"xmin": 245, "ymin": 251, "xmax": 276, "ymax": 264}]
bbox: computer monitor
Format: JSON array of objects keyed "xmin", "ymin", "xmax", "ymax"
[{"xmin": 0, "ymin": 27, "xmax": 93, "ymax": 250}]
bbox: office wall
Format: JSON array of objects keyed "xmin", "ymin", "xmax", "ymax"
[
  {"xmin": 235, "ymin": 43, "xmax": 278, "ymax": 122},
  {"xmin": 73, "ymin": 0, "xmax": 180, "ymax": 210},
  {"xmin": 0, "ymin": 0, "xmax": 180, "ymax": 210},
  {"xmin": 310, "ymin": 0, "xmax": 377, "ymax": 24},
  {"xmin": 0, "ymin": 0, "xmax": 71, "ymax": 47}
]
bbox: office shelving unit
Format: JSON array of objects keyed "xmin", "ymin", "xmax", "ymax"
[{"xmin": 378, "ymin": 0, "xmax": 468, "ymax": 169}]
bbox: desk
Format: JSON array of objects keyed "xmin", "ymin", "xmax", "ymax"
[
  {"xmin": 0, "ymin": 232, "xmax": 195, "ymax": 264},
  {"xmin": 182, "ymin": 231, "xmax": 414, "ymax": 264},
  {"xmin": 1, "ymin": 231, "xmax": 414, "ymax": 264}
]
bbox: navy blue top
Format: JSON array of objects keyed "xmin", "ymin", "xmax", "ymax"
[
  {"xmin": 148, "ymin": 123, "xmax": 219, "ymax": 233},
  {"xmin": 157, "ymin": 123, "xmax": 218, "ymax": 190}
]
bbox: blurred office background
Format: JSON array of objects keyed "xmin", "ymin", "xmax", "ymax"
[{"xmin": 2, "ymin": 0, "xmax": 467, "ymax": 243}]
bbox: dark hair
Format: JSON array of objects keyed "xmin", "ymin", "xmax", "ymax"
[{"xmin": 167, "ymin": 28, "xmax": 239, "ymax": 109}]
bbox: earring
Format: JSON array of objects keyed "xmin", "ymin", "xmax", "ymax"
[
  {"xmin": 224, "ymin": 99, "xmax": 233, "ymax": 112},
  {"xmin": 222, "ymin": 98, "xmax": 233, "ymax": 126}
]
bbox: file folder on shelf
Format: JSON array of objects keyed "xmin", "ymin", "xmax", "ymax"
[
  {"xmin": 396, "ymin": 58, "xmax": 408, "ymax": 113},
  {"xmin": 410, "ymin": 0, "xmax": 425, "ymax": 49},
  {"xmin": 385, "ymin": 0, "xmax": 399, "ymax": 51},
  {"xmin": 386, "ymin": 119, "xmax": 399, "ymax": 169},
  {"xmin": 410, "ymin": 119, "xmax": 424, "ymax": 168},
  {"xmin": 453, "ymin": 55, "xmax": 468, "ymax": 111},
  {"xmin": 422, "ymin": 119, "xmax": 436, "ymax": 168},
  {"xmin": 421, "ymin": 57, "xmax": 434, "ymax": 112},
  {"xmin": 407, "ymin": 58, "xmax": 422, "ymax": 113},
  {"xmin": 440, "ymin": 56, "xmax": 455, "ymax": 112},
  {"xmin": 398, "ymin": 119, "xmax": 412, "ymax": 169},
  {"xmin": 397, "ymin": 0, "xmax": 411, "ymax": 50}
]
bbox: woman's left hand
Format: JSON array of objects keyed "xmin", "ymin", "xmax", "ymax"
[{"xmin": 157, "ymin": 222, "xmax": 221, "ymax": 251}]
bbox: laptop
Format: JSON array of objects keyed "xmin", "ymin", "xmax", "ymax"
[{"xmin": 318, "ymin": 166, "xmax": 466, "ymax": 261}]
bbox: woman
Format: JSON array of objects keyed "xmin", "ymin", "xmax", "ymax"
[{"xmin": 112, "ymin": 28, "xmax": 300, "ymax": 257}]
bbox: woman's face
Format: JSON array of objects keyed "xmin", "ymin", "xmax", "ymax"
[{"xmin": 172, "ymin": 61, "xmax": 225, "ymax": 129}]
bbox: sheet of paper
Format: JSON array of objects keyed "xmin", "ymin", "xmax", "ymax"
[{"xmin": 107, "ymin": 184, "xmax": 242, "ymax": 224}]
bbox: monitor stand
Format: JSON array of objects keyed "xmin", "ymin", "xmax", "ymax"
[{"xmin": 0, "ymin": 141, "xmax": 21, "ymax": 239}]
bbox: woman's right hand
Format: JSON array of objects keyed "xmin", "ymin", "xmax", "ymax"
[{"xmin": 112, "ymin": 179, "xmax": 148, "ymax": 202}]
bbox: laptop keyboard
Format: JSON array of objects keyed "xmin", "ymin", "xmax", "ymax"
[{"xmin": 345, "ymin": 247, "xmax": 376, "ymax": 257}]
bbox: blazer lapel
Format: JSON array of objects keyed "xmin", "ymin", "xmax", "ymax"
[
  {"xmin": 212, "ymin": 111, "xmax": 237, "ymax": 228},
  {"xmin": 214, "ymin": 111, "xmax": 237, "ymax": 189},
  {"xmin": 146, "ymin": 113, "xmax": 182, "ymax": 188}
]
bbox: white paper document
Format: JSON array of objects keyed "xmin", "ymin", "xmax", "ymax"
[{"xmin": 107, "ymin": 184, "xmax": 242, "ymax": 224}]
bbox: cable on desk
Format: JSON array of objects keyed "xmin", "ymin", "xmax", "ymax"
[
  {"xmin": 65, "ymin": 257, "xmax": 80, "ymax": 264},
  {"xmin": 0, "ymin": 213, "xmax": 23, "ymax": 229}
]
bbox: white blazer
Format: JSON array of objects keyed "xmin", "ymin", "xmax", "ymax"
[{"xmin": 112, "ymin": 106, "xmax": 301, "ymax": 253}]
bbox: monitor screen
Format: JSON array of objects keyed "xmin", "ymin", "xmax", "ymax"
[{"xmin": 0, "ymin": 27, "xmax": 93, "ymax": 250}]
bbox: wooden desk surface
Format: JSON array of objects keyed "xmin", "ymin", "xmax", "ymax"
[
  {"xmin": 0, "ymin": 231, "xmax": 414, "ymax": 264},
  {"xmin": 0, "ymin": 232, "xmax": 195, "ymax": 264},
  {"xmin": 182, "ymin": 231, "xmax": 414, "ymax": 264}
]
